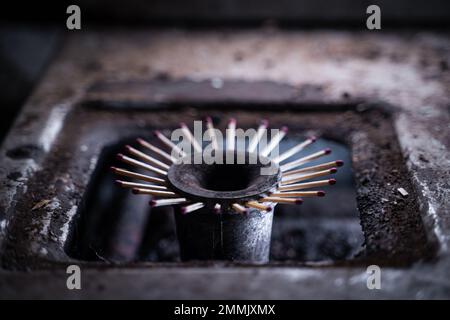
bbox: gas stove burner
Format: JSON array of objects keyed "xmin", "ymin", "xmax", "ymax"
[{"xmin": 111, "ymin": 117, "xmax": 343, "ymax": 215}]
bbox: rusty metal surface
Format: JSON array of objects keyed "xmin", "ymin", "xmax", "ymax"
[
  {"xmin": 174, "ymin": 206, "xmax": 274, "ymax": 262},
  {"xmin": 0, "ymin": 29, "xmax": 449, "ymax": 299}
]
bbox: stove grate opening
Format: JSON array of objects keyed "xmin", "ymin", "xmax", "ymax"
[
  {"xmin": 271, "ymin": 138, "xmax": 362, "ymax": 262},
  {"xmin": 66, "ymin": 135, "xmax": 362, "ymax": 263},
  {"xmin": 66, "ymin": 138, "xmax": 180, "ymax": 262}
]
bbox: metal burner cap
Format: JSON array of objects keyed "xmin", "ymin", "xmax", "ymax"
[{"xmin": 167, "ymin": 151, "xmax": 280, "ymax": 207}]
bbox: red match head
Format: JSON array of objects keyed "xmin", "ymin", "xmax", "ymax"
[
  {"xmin": 324, "ymin": 148, "xmax": 332, "ymax": 155},
  {"xmin": 260, "ymin": 119, "xmax": 269, "ymax": 127},
  {"xmin": 336, "ymin": 160, "xmax": 344, "ymax": 167},
  {"xmin": 317, "ymin": 191, "xmax": 326, "ymax": 197},
  {"xmin": 329, "ymin": 178, "xmax": 337, "ymax": 185},
  {"xmin": 116, "ymin": 153, "xmax": 125, "ymax": 161},
  {"xmin": 330, "ymin": 167, "xmax": 338, "ymax": 174},
  {"xmin": 131, "ymin": 188, "xmax": 140, "ymax": 194},
  {"xmin": 110, "ymin": 166, "xmax": 117, "ymax": 172},
  {"xmin": 153, "ymin": 130, "xmax": 161, "ymax": 137},
  {"xmin": 281, "ymin": 126, "xmax": 289, "ymax": 133},
  {"xmin": 295, "ymin": 199, "xmax": 303, "ymax": 205},
  {"xmin": 149, "ymin": 200, "xmax": 157, "ymax": 207},
  {"xmin": 309, "ymin": 136, "xmax": 317, "ymax": 142}
]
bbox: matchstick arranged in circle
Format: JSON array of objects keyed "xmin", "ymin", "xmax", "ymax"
[{"xmin": 112, "ymin": 118, "xmax": 343, "ymax": 214}]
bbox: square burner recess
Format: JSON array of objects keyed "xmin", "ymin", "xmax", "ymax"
[
  {"xmin": 2, "ymin": 78, "xmax": 445, "ymax": 300},
  {"xmin": 1, "ymin": 79, "xmax": 436, "ymax": 272}
]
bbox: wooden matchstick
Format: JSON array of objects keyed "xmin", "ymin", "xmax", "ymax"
[
  {"xmin": 132, "ymin": 188, "xmax": 178, "ymax": 197},
  {"xmin": 149, "ymin": 198, "xmax": 188, "ymax": 207},
  {"xmin": 246, "ymin": 201, "xmax": 272, "ymax": 212},
  {"xmin": 181, "ymin": 202, "xmax": 205, "ymax": 214},
  {"xmin": 281, "ymin": 168, "xmax": 337, "ymax": 185},
  {"xmin": 180, "ymin": 122, "xmax": 202, "ymax": 153},
  {"xmin": 125, "ymin": 145, "xmax": 170, "ymax": 170},
  {"xmin": 205, "ymin": 117, "xmax": 220, "ymax": 151},
  {"xmin": 117, "ymin": 153, "xmax": 167, "ymax": 176},
  {"xmin": 248, "ymin": 119, "xmax": 268, "ymax": 153},
  {"xmin": 213, "ymin": 203, "xmax": 221, "ymax": 214},
  {"xmin": 136, "ymin": 138, "xmax": 175, "ymax": 163},
  {"xmin": 270, "ymin": 191, "xmax": 325, "ymax": 197},
  {"xmin": 232, "ymin": 203, "xmax": 247, "ymax": 214},
  {"xmin": 282, "ymin": 160, "xmax": 343, "ymax": 176},
  {"xmin": 281, "ymin": 148, "xmax": 332, "ymax": 172},
  {"xmin": 259, "ymin": 197, "xmax": 303, "ymax": 204},
  {"xmin": 154, "ymin": 130, "xmax": 186, "ymax": 157},
  {"xmin": 115, "ymin": 180, "xmax": 168, "ymax": 190},
  {"xmin": 226, "ymin": 118, "xmax": 236, "ymax": 151},
  {"xmin": 110, "ymin": 167, "xmax": 166, "ymax": 184},
  {"xmin": 278, "ymin": 179, "xmax": 336, "ymax": 191},
  {"xmin": 260, "ymin": 126, "xmax": 288, "ymax": 157},
  {"xmin": 273, "ymin": 136, "xmax": 316, "ymax": 163}
]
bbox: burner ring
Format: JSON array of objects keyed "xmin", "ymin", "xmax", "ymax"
[{"xmin": 167, "ymin": 150, "xmax": 280, "ymax": 208}]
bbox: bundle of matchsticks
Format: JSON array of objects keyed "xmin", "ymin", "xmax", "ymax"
[{"xmin": 112, "ymin": 118, "xmax": 343, "ymax": 214}]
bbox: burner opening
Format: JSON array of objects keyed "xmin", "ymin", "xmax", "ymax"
[
  {"xmin": 167, "ymin": 151, "xmax": 279, "ymax": 203},
  {"xmin": 66, "ymin": 137, "xmax": 180, "ymax": 262},
  {"xmin": 202, "ymin": 163, "xmax": 255, "ymax": 191},
  {"xmin": 66, "ymin": 134, "xmax": 361, "ymax": 264},
  {"xmin": 270, "ymin": 137, "xmax": 362, "ymax": 262}
]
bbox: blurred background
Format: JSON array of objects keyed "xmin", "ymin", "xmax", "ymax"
[{"xmin": 1, "ymin": 0, "xmax": 449, "ymax": 144}]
